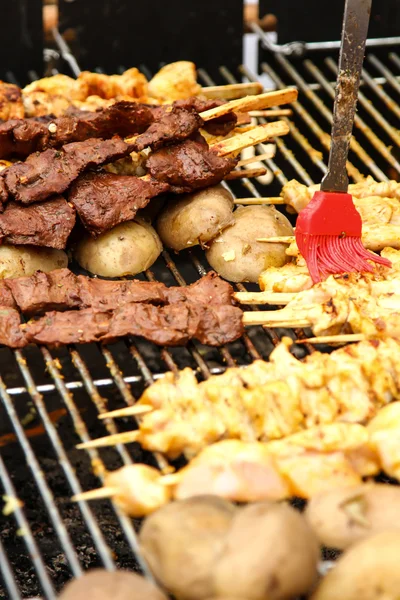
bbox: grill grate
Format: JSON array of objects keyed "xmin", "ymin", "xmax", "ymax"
[{"xmin": 1, "ymin": 39, "xmax": 400, "ymax": 598}]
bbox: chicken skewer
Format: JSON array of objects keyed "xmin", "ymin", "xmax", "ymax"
[
  {"xmin": 76, "ymin": 336, "xmax": 400, "ymax": 459},
  {"xmin": 72, "ymin": 406, "xmax": 400, "ymax": 516}
]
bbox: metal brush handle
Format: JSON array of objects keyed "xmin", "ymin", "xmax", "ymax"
[{"xmin": 321, "ymin": 0, "xmax": 372, "ymax": 193}]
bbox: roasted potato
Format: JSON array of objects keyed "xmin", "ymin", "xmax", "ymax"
[
  {"xmin": 0, "ymin": 245, "xmax": 68, "ymax": 279},
  {"xmin": 59, "ymin": 569, "xmax": 168, "ymax": 600},
  {"xmin": 311, "ymin": 531, "xmax": 400, "ymax": 600},
  {"xmin": 156, "ymin": 185, "xmax": 234, "ymax": 251},
  {"xmin": 206, "ymin": 206, "xmax": 293, "ymax": 282},
  {"xmin": 306, "ymin": 483, "xmax": 400, "ymax": 550},
  {"xmin": 74, "ymin": 219, "xmax": 162, "ymax": 277},
  {"xmin": 139, "ymin": 495, "xmax": 237, "ymax": 600},
  {"xmin": 213, "ymin": 502, "xmax": 319, "ymax": 600}
]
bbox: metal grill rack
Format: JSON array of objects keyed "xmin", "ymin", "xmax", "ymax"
[{"xmin": 1, "ymin": 36, "xmax": 400, "ymax": 599}]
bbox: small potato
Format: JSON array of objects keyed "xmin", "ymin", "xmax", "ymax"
[
  {"xmin": 59, "ymin": 569, "xmax": 168, "ymax": 600},
  {"xmin": 206, "ymin": 206, "xmax": 293, "ymax": 283},
  {"xmin": 156, "ymin": 185, "xmax": 234, "ymax": 251},
  {"xmin": 311, "ymin": 531, "xmax": 400, "ymax": 600},
  {"xmin": 0, "ymin": 244, "xmax": 67, "ymax": 279},
  {"xmin": 306, "ymin": 483, "xmax": 400, "ymax": 550},
  {"xmin": 139, "ymin": 495, "xmax": 237, "ymax": 600},
  {"xmin": 213, "ymin": 502, "xmax": 319, "ymax": 600},
  {"xmin": 74, "ymin": 219, "xmax": 162, "ymax": 277}
]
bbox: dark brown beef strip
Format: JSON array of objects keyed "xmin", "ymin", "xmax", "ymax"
[
  {"xmin": 0, "ymin": 282, "xmax": 16, "ymax": 308},
  {"xmin": 6, "ymin": 269, "xmax": 234, "ymax": 315},
  {"xmin": 134, "ymin": 105, "xmax": 203, "ymax": 152},
  {"xmin": 0, "ymin": 197, "xmax": 75, "ymax": 248},
  {"xmin": 4, "ymin": 136, "xmax": 132, "ymax": 204},
  {"xmin": 0, "ymin": 102, "xmax": 154, "ymax": 160},
  {"xmin": 174, "ymin": 97, "xmax": 238, "ymax": 137},
  {"xmin": 0, "ymin": 177, "xmax": 9, "ymax": 208},
  {"xmin": 145, "ymin": 134, "xmax": 237, "ymax": 193},
  {"xmin": 0, "ymin": 306, "xmax": 26, "ymax": 348},
  {"xmin": 68, "ymin": 172, "xmax": 169, "ymax": 236},
  {"xmin": 25, "ymin": 302, "xmax": 244, "ymax": 348}
]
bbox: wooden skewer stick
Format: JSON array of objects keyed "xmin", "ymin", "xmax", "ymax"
[
  {"xmin": 234, "ymin": 197, "xmax": 284, "ymax": 205},
  {"xmin": 159, "ymin": 473, "xmax": 182, "ymax": 487},
  {"xmin": 257, "ymin": 236, "xmax": 295, "ymax": 243},
  {"xmin": 297, "ymin": 334, "xmax": 366, "ymax": 344},
  {"xmin": 201, "ymin": 82, "xmax": 263, "ymax": 100},
  {"xmin": 72, "ymin": 487, "xmax": 120, "ymax": 503},
  {"xmin": 225, "ymin": 167, "xmax": 267, "ymax": 181},
  {"xmin": 242, "ymin": 311, "xmax": 311, "ymax": 328},
  {"xmin": 234, "ymin": 291, "xmax": 295, "ymax": 305},
  {"xmin": 76, "ymin": 430, "xmax": 141, "ymax": 450},
  {"xmin": 249, "ymin": 109, "xmax": 293, "ymax": 117},
  {"xmin": 99, "ymin": 404, "xmax": 153, "ymax": 420},
  {"xmin": 200, "ymin": 88, "xmax": 298, "ymax": 121},
  {"xmin": 237, "ymin": 151, "xmax": 275, "ymax": 167},
  {"xmin": 211, "ymin": 121, "xmax": 290, "ymax": 157}
]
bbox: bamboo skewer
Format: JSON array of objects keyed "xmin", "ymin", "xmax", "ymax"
[
  {"xmin": 234, "ymin": 197, "xmax": 284, "ymax": 205},
  {"xmin": 211, "ymin": 121, "xmax": 290, "ymax": 156},
  {"xmin": 242, "ymin": 311, "xmax": 311, "ymax": 328},
  {"xmin": 72, "ymin": 487, "xmax": 120, "ymax": 503},
  {"xmin": 201, "ymin": 82, "xmax": 263, "ymax": 100},
  {"xmin": 298, "ymin": 334, "xmax": 367, "ymax": 344},
  {"xmin": 249, "ymin": 109, "xmax": 293, "ymax": 117},
  {"xmin": 224, "ymin": 167, "xmax": 267, "ymax": 180},
  {"xmin": 237, "ymin": 151, "xmax": 275, "ymax": 167},
  {"xmin": 234, "ymin": 291, "xmax": 295, "ymax": 305},
  {"xmin": 99, "ymin": 405, "xmax": 153, "ymax": 420},
  {"xmin": 257, "ymin": 236, "xmax": 295, "ymax": 243},
  {"xmin": 200, "ymin": 88, "xmax": 298, "ymax": 121},
  {"xmin": 76, "ymin": 430, "xmax": 141, "ymax": 450}
]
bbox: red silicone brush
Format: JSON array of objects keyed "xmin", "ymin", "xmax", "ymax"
[{"xmin": 295, "ymin": 0, "xmax": 391, "ymax": 283}]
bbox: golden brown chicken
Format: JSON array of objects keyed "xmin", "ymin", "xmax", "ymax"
[
  {"xmin": 79, "ymin": 337, "xmax": 400, "ymax": 460},
  {"xmin": 77, "ymin": 67, "xmax": 148, "ymax": 100},
  {"xmin": 0, "ymin": 82, "xmax": 24, "ymax": 120},
  {"xmin": 147, "ymin": 61, "xmax": 201, "ymax": 103}
]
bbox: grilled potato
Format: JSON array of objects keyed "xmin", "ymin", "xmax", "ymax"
[{"xmin": 0, "ymin": 245, "xmax": 68, "ymax": 279}]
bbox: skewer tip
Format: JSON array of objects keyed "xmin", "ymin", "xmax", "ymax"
[
  {"xmin": 76, "ymin": 430, "xmax": 141, "ymax": 450},
  {"xmin": 99, "ymin": 404, "xmax": 153, "ymax": 420}
]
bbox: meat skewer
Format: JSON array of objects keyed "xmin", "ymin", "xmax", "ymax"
[{"xmin": 76, "ymin": 336, "xmax": 400, "ymax": 459}]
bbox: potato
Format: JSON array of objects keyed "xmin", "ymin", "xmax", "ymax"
[
  {"xmin": 213, "ymin": 502, "xmax": 319, "ymax": 600},
  {"xmin": 0, "ymin": 244, "xmax": 67, "ymax": 279},
  {"xmin": 59, "ymin": 569, "xmax": 168, "ymax": 600},
  {"xmin": 139, "ymin": 495, "xmax": 237, "ymax": 600},
  {"xmin": 74, "ymin": 219, "xmax": 162, "ymax": 277},
  {"xmin": 156, "ymin": 185, "xmax": 234, "ymax": 251},
  {"xmin": 311, "ymin": 532, "xmax": 400, "ymax": 600},
  {"xmin": 206, "ymin": 206, "xmax": 294, "ymax": 283},
  {"xmin": 305, "ymin": 483, "xmax": 400, "ymax": 550}
]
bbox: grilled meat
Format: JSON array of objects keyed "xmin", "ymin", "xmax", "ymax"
[
  {"xmin": 68, "ymin": 172, "xmax": 169, "ymax": 236},
  {"xmin": 2, "ymin": 269, "xmax": 235, "ymax": 315},
  {"xmin": 0, "ymin": 197, "xmax": 75, "ymax": 249},
  {"xmin": 111, "ymin": 336, "xmax": 400, "ymax": 459},
  {"xmin": 282, "ymin": 178, "xmax": 400, "ymax": 216},
  {"xmin": 4, "ymin": 136, "xmax": 132, "ymax": 204},
  {"xmin": 24, "ymin": 302, "xmax": 243, "ymax": 348},
  {"xmin": 0, "ymin": 306, "xmax": 25, "ymax": 348},
  {"xmin": 146, "ymin": 134, "xmax": 238, "ymax": 192},
  {"xmin": 77, "ymin": 68, "xmax": 148, "ymax": 100},
  {"xmin": 0, "ymin": 82, "xmax": 25, "ymax": 121}
]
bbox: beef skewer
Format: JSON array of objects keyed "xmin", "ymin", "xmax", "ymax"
[{"xmin": 0, "ymin": 269, "xmax": 233, "ymax": 315}]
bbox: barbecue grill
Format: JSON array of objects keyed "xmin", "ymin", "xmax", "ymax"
[{"xmin": 1, "ymin": 5, "xmax": 400, "ymax": 597}]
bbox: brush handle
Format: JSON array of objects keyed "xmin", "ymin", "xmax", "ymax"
[{"xmin": 321, "ymin": 0, "xmax": 372, "ymax": 193}]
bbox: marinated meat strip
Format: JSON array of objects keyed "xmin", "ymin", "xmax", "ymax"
[
  {"xmin": 25, "ymin": 302, "xmax": 244, "ymax": 347},
  {"xmin": 4, "ymin": 136, "xmax": 132, "ymax": 204},
  {"xmin": 0, "ymin": 307, "xmax": 26, "ymax": 348},
  {"xmin": 174, "ymin": 97, "xmax": 238, "ymax": 137},
  {"xmin": 0, "ymin": 178, "xmax": 9, "ymax": 208},
  {"xmin": 0, "ymin": 197, "xmax": 75, "ymax": 248},
  {"xmin": 68, "ymin": 172, "xmax": 169, "ymax": 236},
  {"xmin": 146, "ymin": 134, "xmax": 238, "ymax": 192},
  {"xmin": 6, "ymin": 269, "xmax": 234, "ymax": 315},
  {"xmin": 134, "ymin": 105, "xmax": 203, "ymax": 152},
  {"xmin": 0, "ymin": 101, "xmax": 153, "ymax": 160}
]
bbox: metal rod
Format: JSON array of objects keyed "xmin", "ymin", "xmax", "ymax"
[
  {"xmin": 368, "ymin": 54, "xmax": 400, "ymax": 97},
  {"xmin": 0, "ymin": 536, "xmax": 22, "ymax": 600}
]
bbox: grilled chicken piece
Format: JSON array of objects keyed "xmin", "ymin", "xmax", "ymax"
[
  {"xmin": 78, "ymin": 68, "xmax": 148, "ymax": 101},
  {"xmin": 0, "ymin": 82, "xmax": 24, "ymax": 120},
  {"xmin": 281, "ymin": 178, "xmax": 400, "ymax": 215},
  {"xmin": 23, "ymin": 74, "xmax": 88, "ymax": 102},
  {"xmin": 147, "ymin": 61, "xmax": 201, "ymax": 103}
]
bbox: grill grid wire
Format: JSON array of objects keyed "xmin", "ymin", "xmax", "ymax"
[{"xmin": 0, "ymin": 39, "xmax": 399, "ymax": 598}]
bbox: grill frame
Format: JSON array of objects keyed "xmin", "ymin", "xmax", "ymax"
[{"xmin": 1, "ymin": 32, "xmax": 400, "ymax": 598}]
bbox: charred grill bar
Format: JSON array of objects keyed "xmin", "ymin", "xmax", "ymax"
[{"xmin": 1, "ymin": 11, "xmax": 400, "ymax": 600}]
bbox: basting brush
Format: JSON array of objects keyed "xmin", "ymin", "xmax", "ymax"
[{"xmin": 295, "ymin": 0, "xmax": 391, "ymax": 283}]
